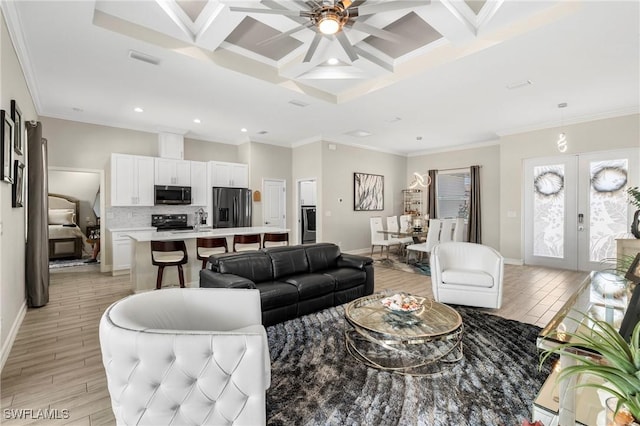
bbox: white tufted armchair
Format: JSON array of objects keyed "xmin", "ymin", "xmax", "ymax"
[
  {"xmin": 430, "ymin": 242, "xmax": 504, "ymax": 309},
  {"xmin": 99, "ymin": 288, "xmax": 270, "ymax": 426}
]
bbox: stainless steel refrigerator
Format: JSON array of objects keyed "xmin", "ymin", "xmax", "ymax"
[{"xmin": 212, "ymin": 187, "xmax": 252, "ymax": 228}]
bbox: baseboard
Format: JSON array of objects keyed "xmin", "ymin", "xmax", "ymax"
[
  {"xmin": 344, "ymin": 248, "xmax": 372, "ymax": 255},
  {"xmin": 505, "ymin": 258, "xmax": 524, "ymax": 266},
  {"xmin": 0, "ymin": 301, "xmax": 27, "ymax": 372}
]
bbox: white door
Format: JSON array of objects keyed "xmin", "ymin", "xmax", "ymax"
[
  {"xmin": 263, "ymin": 179, "xmax": 285, "ymax": 228},
  {"xmin": 524, "ymin": 149, "xmax": 638, "ymax": 271}
]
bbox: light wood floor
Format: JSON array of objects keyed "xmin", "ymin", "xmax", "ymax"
[{"xmin": 1, "ymin": 262, "xmax": 588, "ymax": 425}]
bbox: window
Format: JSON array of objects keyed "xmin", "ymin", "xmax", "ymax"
[{"xmin": 436, "ymin": 170, "xmax": 470, "ymax": 219}]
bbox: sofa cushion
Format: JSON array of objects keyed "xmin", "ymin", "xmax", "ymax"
[
  {"xmin": 284, "ymin": 274, "xmax": 335, "ymax": 300},
  {"xmin": 256, "ymin": 281, "xmax": 299, "ymax": 310},
  {"xmin": 264, "ymin": 246, "xmax": 310, "ymax": 280},
  {"xmin": 305, "ymin": 243, "xmax": 341, "ymax": 273},
  {"xmin": 217, "ymin": 253, "xmax": 273, "ymax": 284},
  {"xmin": 441, "ymin": 269, "xmax": 494, "ymax": 288},
  {"xmin": 323, "ymin": 268, "xmax": 366, "ymax": 291}
]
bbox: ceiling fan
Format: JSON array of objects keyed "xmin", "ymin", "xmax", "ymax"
[{"xmin": 229, "ymin": 1, "xmax": 419, "ymax": 63}]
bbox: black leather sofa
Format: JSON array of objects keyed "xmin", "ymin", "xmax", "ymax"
[{"xmin": 199, "ymin": 243, "xmax": 374, "ymax": 326}]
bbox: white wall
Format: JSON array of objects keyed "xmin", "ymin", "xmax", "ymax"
[
  {"xmin": 243, "ymin": 142, "xmax": 292, "ymax": 228},
  {"xmin": 320, "ymin": 142, "xmax": 407, "ymax": 252},
  {"xmin": 0, "ymin": 10, "xmax": 38, "ymax": 370},
  {"xmin": 407, "ymin": 143, "xmax": 501, "ymax": 251},
  {"xmin": 499, "ymin": 114, "xmax": 640, "ymax": 261}
]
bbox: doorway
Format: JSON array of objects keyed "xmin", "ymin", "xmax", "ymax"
[
  {"xmin": 297, "ymin": 179, "xmax": 317, "ymax": 244},
  {"xmin": 524, "ymin": 148, "xmax": 638, "ymax": 271},
  {"xmin": 262, "ymin": 179, "xmax": 286, "ymax": 229},
  {"xmin": 48, "ymin": 166, "xmax": 106, "ymax": 272}
]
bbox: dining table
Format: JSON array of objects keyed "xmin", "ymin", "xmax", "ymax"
[{"xmin": 377, "ymin": 229, "xmax": 428, "ymax": 243}]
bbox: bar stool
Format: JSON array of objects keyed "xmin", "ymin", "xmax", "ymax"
[
  {"xmin": 150, "ymin": 240, "xmax": 188, "ymax": 289},
  {"xmin": 262, "ymin": 232, "xmax": 289, "ymax": 248},
  {"xmin": 233, "ymin": 234, "xmax": 261, "ymax": 252},
  {"xmin": 196, "ymin": 237, "xmax": 228, "ymax": 269}
]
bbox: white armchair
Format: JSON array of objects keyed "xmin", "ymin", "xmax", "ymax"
[
  {"xmin": 430, "ymin": 242, "xmax": 504, "ymax": 309},
  {"xmin": 99, "ymin": 288, "xmax": 270, "ymax": 426}
]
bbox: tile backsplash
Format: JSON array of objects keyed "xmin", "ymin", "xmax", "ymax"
[{"xmin": 106, "ymin": 206, "xmax": 205, "ymax": 229}]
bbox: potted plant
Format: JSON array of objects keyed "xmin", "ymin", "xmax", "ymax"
[
  {"xmin": 628, "ymin": 186, "xmax": 640, "ymax": 238},
  {"xmin": 540, "ymin": 315, "xmax": 640, "ymax": 425}
]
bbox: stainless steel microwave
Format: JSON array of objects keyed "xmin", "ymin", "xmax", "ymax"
[{"xmin": 154, "ymin": 185, "xmax": 191, "ymax": 205}]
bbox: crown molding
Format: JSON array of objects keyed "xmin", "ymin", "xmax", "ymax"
[
  {"xmin": 408, "ymin": 138, "xmax": 500, "ymax": 157},
  {"xmin": 1, "ymin": 0, "xmax": 43, "ymax": 113},
  {"xmin": 496, "ymin": 106, "xmax": 640, "ymax": 137}
]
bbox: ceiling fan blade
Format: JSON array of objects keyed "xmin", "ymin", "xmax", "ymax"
[
  {"xmin": 257, "ymin": 22, "xmax": 314, "ymax": 46},
  {"xmin": 303, "ymin": 33, "xmax": 323, "ymax": 62},
  {"xmin": 349, "ymin": 21, "xmax": 402, "ymax": 43},
  {"xmin": 351, "ymin": 1, "xmax": 422, "ymax": 17},
  {"xmin": 229, "ymin": 6, "xmax": 304, "ymax": 17},
  {"xmin": 335, "ymin": 31, "xmax": 358, "ymax": 62}
]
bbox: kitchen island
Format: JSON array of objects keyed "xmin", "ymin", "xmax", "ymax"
[{"xmin": 128, "ymin": 226, "xmax": 289, "ymax": 292}]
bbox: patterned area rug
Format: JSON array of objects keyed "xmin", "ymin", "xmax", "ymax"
[
  {"xmin": 266, "ymin": 305, "xmax": 550, "ymax": 425},
  {"xmin": 49, "ymin": 257, "xmax": 96, "ymax": 269},
  {"xmin": 373, "ymin": 251, "xmax": 431, "ymax": 276}
]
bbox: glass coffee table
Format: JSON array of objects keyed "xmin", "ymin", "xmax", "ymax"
[{"xmin": 344, "ymin": 292, "xmax": 463, "ymax": 376}]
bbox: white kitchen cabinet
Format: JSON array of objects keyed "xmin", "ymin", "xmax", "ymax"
[
  {"xmin": 155, "ymin": 158, "xmax": 191, "ymax": 186},
  {"xmin": 111, "ymin": 231, "xmax": 132, "ymax": 274},
  {"xmin": 300, "ymin": 180, "xmax": 317, "ymax": 205},
  {"xmin": 209, "ymin": 161, "xmax": 249, "ymax": 188},
  {"xmin": 111, "ymin": 154, "xmax": 155, "ymax": 206},
  {"xmin": 158, "ymin": 133, "xmax": 184, "ymax": 159},
  {"xmin": 190, "ymin": 161, "xmax": 207, "ymax": 206}
]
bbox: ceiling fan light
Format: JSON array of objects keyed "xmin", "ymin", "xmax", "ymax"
[{"xmin": 318, "ymin": 14, "xmax": 340, "ymax": 35}]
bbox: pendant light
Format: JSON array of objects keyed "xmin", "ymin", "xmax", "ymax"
[{"xmin": 557, "ymin": 102, "xmax": 568, "ymax": 153}]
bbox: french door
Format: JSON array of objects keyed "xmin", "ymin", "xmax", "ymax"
[{"xmin": 524, "ymin": 148, "xmax": 638, "ymax": 271}]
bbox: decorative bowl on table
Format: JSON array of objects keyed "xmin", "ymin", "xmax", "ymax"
[{"xmin": 380, "ymin": 294, "xmax": 424, "ymax": 314}]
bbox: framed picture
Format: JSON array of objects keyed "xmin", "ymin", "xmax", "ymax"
[
  {"xmin": 625, "ymin": 253, "xmax": 640, "ymax": 284},
  {"xmin": 11, "ymin": 100, "xmax": 22, "ymax": 155},
  {"xmin": 12, "ymin": 160, "xmax": 24, "ymax": 208},
  {"xmin": 1, "ymin": 110, "xmax": 14, "ymax": 184},
  {"xmin": 354, "ymin": 172, "xmax": 384, "ymax": 211}
]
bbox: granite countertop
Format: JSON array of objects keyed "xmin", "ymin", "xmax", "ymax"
[{"xmin": 127, "ymin": 226, "xmax": 290, "ymax": 242}]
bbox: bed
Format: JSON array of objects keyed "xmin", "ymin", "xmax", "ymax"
[{"xmin": 48, "ymin": 193, "xmax": 87, "ymax": 260}]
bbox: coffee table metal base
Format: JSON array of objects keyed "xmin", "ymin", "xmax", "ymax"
[{"xmin": 344, "ymin": 322, "xmax": 464, "ymax": 376}]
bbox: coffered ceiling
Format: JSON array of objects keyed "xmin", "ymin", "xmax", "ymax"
[{"xmin": 2, "ymin": 1, "xmax": 638, "ymax": 154}]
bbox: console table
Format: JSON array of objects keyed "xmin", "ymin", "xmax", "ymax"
[{"xmin": 533, "ymin": 271, "xmax": 633, "ymax": 425}]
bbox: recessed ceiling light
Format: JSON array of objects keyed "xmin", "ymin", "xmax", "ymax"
[
  {"xmin": 345, "ymin": 129, "xmax": 372, "ymax": 138},
  {"xmin": 241, "ymin": 128, "xmax": 248, "ymax": 133},
  {"xmin": 289, "ymin": 100, "xmax": 310, "ymax": 107},
  {"xmin": 134, "ymin": 107, "xmax": 144, "ymax": 113},
  {"xmin": 193, "ymin": 118, "xmax": 201, "ymax": 124},
  {"xmin": 327, "ymin": 58, "xmax": 339, "ymax": 65},
  {"xmin": 506, "ymin": 80, "xmax": 532, "ymax": 90}
]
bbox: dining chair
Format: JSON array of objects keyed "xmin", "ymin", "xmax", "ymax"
[
  {"xmin": 370, "ymin": 217, "xmax": 401, "ymax": 258},
  {"xmin": 405, "ymin": 218, "xmax": 442, "ymax": 263},
  {"xmin": 387, "ymin": 216, "xmax": 413, "ymax": 253},
  {"xmin": 399, "ymin": 214, "xmax": 413, "ymax": 233},
  {"xmin": 453, "ymin": 218, "xmax": 465, "ymax": 242},
  {"xmin": 440, "ymin": 219, "xmax": 454, "ymax": 243}
]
